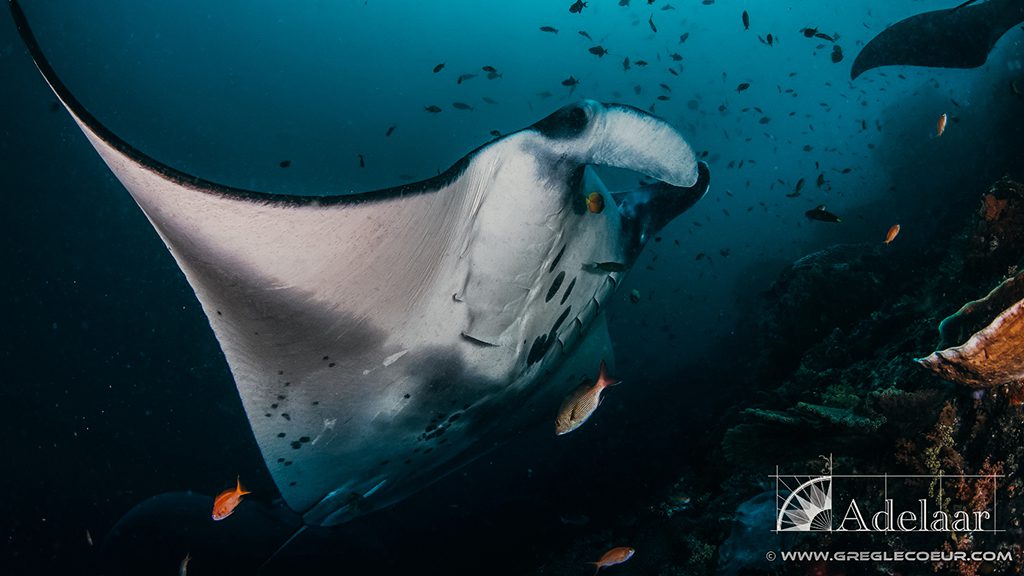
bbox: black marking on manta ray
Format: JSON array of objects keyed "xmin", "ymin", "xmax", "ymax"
[
  {"xmin": 549, "ymin": 244, "xmax": 567, "ymax": 272},
  {"xmin": 560, "ymin": 277, "xmax": 577, "ymax": 304},
  {"xmin": 545, "ymin": 271, "xmax": 566, "ymax": 302},
  {"xmin": 551, "ymin": 306, "xmax": 572, "ymax": 334}
]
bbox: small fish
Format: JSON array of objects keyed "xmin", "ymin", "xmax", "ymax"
[
  {"xmin": 482, "ymin": 96, "xmax": 498, "ymax": 104},
  {"xmin": 649, "ymin": 15, "xmax": 657, "ymax": 33},
  {"xmin": 555, "ymin": 361, "xmax": 620, "ymax": 435},
  {"xmin": 635, "ymin": 59, "xmax": 648, "ymax": 67},
  {"xmin": 622, "ymin": 57, "xmax": 631, "ymax": 71},
  {"xmin": 569, "ymin": 0, "xmax": 588, "ymax": 14},
  {"xmin": 583, "ymin": 261, "xmax": 626, "ymax": 273},
  {"xmin": 742, "ymin": 10, "xmax": 749, "ymax": 30},
  {"xmin": 619, "ymin": 0, "xmax": 630, "ymax": 5},
  {"xmin": 540, "ymin": 26, "xmax": 559, "ymax": 34},
  {"xmin": 629, "ymin": 289, "xmax": 641, "ymax": 304},
  {"xmin": 679, "ymin": 32, "xmax": 689, "ymax": 43},
  {"xmin": 424, "ymin": 105, "xmax": 442, "ymax": 113},
  {"xmin": 489, "ymin": 130, "xmax": 502, "ymax": 138},
  {"xmin": 794, "ymin": 177, "xmax": 805, "ymax": 193},
  {"xmin": 657, "ymin": 95, "xmax": 670, "ymax": 101},
  {"xmin": 482, "ymin": 65, "xmax": 498, "ymax": 73},
  {"xmin": 736, "ymin": 82, "xmax": 750, "ymax": 92},
  {"xmin": 358, "ymin": 154, "xmax": 365, "ymax": 168},
  {"xmin": 432, "ymin": 62, "xmax": 445, "ymax": 73},
  {"xmin": 385, "ymin": 125, "xmax": 396, "ymax": 137},
  {"xmin": 457, "ymin": 73, "xmax": 477, "ymax": 84},
  {"xmin": 179, "ymin": 552, "xmax": 192, "ymax": 576},
  {"xmin": 669, "ymin": 52, "xmax": 682, "ymax": 62},
  {"xmin": 805, "ymin": 205, "xmax": 842, "ymax": 223},
  {"xmin": 766, "ymin": 33, "xmax": 774, "ymax": 46},
  {"xmin": 562, "ymin": 75, "xmax": 581, "ymax": 87},
  {"xmin": 884, "ymin": 224, "xmax": 901, "ymax": 244},
  {"xmin": 814, "ymin": 32, "xmax": 835, "ymax": 42},
  {"xmin": 212, "ymin": 476, "xmax": 251, "ymax": 521},
  {"xmin": 801, "ymin": 27, "xmax": 818, "ymax": 38},
  {"xmin": 589, "ymin": 45, "xmax": 609, "ymax": 58},
  {"xmin": 452, "ymin": 102, "xmax": 474, "ymax": 111},
  {"xmin": 816, "ymin": 173, "xmax": 826, "ymax": 187},
  {"xmin": 831, "ymin": 45, "xmax": 843, "ymax": 63},
  {"xmin": 936, "ymin": 113, "xmax": 948, "ymax": 137},
  {"xmin": 537, "ymin": 90, "xmax": 554, "ymax": 99},
  {"xmin": 579, "ymin": 30, "xmax": 593, "ymax": 41},
  {"xmin": 668, "ymin": 67, "xmax": 679, "ymax": 76},
  {"xmin": 591, "ymin": 547, "xmax": 636, "ymax": 574},
  {"xmin": 85, "ymin": 529, "xmax": 93, "ymax": 547},
  {"xmin": 278, "ymin": 160, "xmax": 291, "ymax": 168}
]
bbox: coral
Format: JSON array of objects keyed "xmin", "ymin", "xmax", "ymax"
[
  {"xmin": 982, "ymin": 193, "xmax": 1009, "ymax": 222},
  {"xmin": 917, "ymin": 272, "xmax": 1024, "ymax": 388},
  {"xmin": 753, "ymin": 243, "xmax": 905, "ymax": 383},
  {"xmin": 966, "ymin": 177, "xmax": 1024, "ymax": 277},
  {"xmin": 922, "ymin": 401, "xmax": 964, "ymax": 508}
]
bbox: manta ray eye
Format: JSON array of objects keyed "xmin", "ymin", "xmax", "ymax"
[{"xmin": 532, "ymin": 102, "xmax": 593, "ymax": 139}]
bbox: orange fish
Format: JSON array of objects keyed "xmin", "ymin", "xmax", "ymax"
[
  {"xmin": 587, "ymin": 191, "xmax": 605, "ymax": 214},
  {"xmin": 212, "ymin": 476, "xmax": 250, "ymax": 521},
  {"xmin": 590, "ymin": 547, "xmax": 635, "ymax": 574},
  {"xmin": 936, "ymin": 113, "xmax": 947, "ymax": 137},
  {"xmin": 884, "ymin": 224, "xmax": 901, "ymax": 244},
  {"xmin": 555, "ymin": 360, "xmax": 620, "ymax": 435}
]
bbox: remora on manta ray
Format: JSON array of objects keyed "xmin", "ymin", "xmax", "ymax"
[{"xmin": 11, "ymin": 1, "xmax": 709, "ymax": 528}]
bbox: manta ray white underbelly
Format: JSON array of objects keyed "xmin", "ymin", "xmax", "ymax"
[{"xmin": 12, "ymin": 1, "xmax": 710, "ymax": 527}]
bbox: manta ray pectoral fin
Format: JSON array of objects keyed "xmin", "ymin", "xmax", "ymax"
[{"xmin": 851, "ymin": 0, "xmax": 1024, "ymax": 79}]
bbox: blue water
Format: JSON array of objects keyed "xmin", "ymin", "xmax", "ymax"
[{"xmin": 2, "ymin": 1, "xmax": 1022, "ymax": 574}]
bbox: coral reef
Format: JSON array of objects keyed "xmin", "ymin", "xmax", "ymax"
[
  {"xmin": 712, "ymin": 177, "xmax": 1024, "ymax": 575},
  {"xmin": 917, "ymin": 271, "xmax": 1024, "ymax": 388}
]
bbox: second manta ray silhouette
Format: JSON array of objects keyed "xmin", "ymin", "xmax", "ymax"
[
  {"xmin": 852, "ymin": 0, "xmax": 1024, "ymax": 79},
  {"xmin": 12, "ymin": 1, "xmax": 709, "ymax": 530}
]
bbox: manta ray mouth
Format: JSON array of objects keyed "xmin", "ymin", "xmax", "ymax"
[{"xmin": 11, "ymin": 0, "xmax": 710, "ymax": 528}]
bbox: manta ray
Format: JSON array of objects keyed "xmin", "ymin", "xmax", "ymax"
[
  {"xmin": 11, "ymin": 1, "xmax": 709, "ymax": 529},
  {"xmin": 851, "ymin": 0, "xmax": 1024, "ymax": 79}
]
